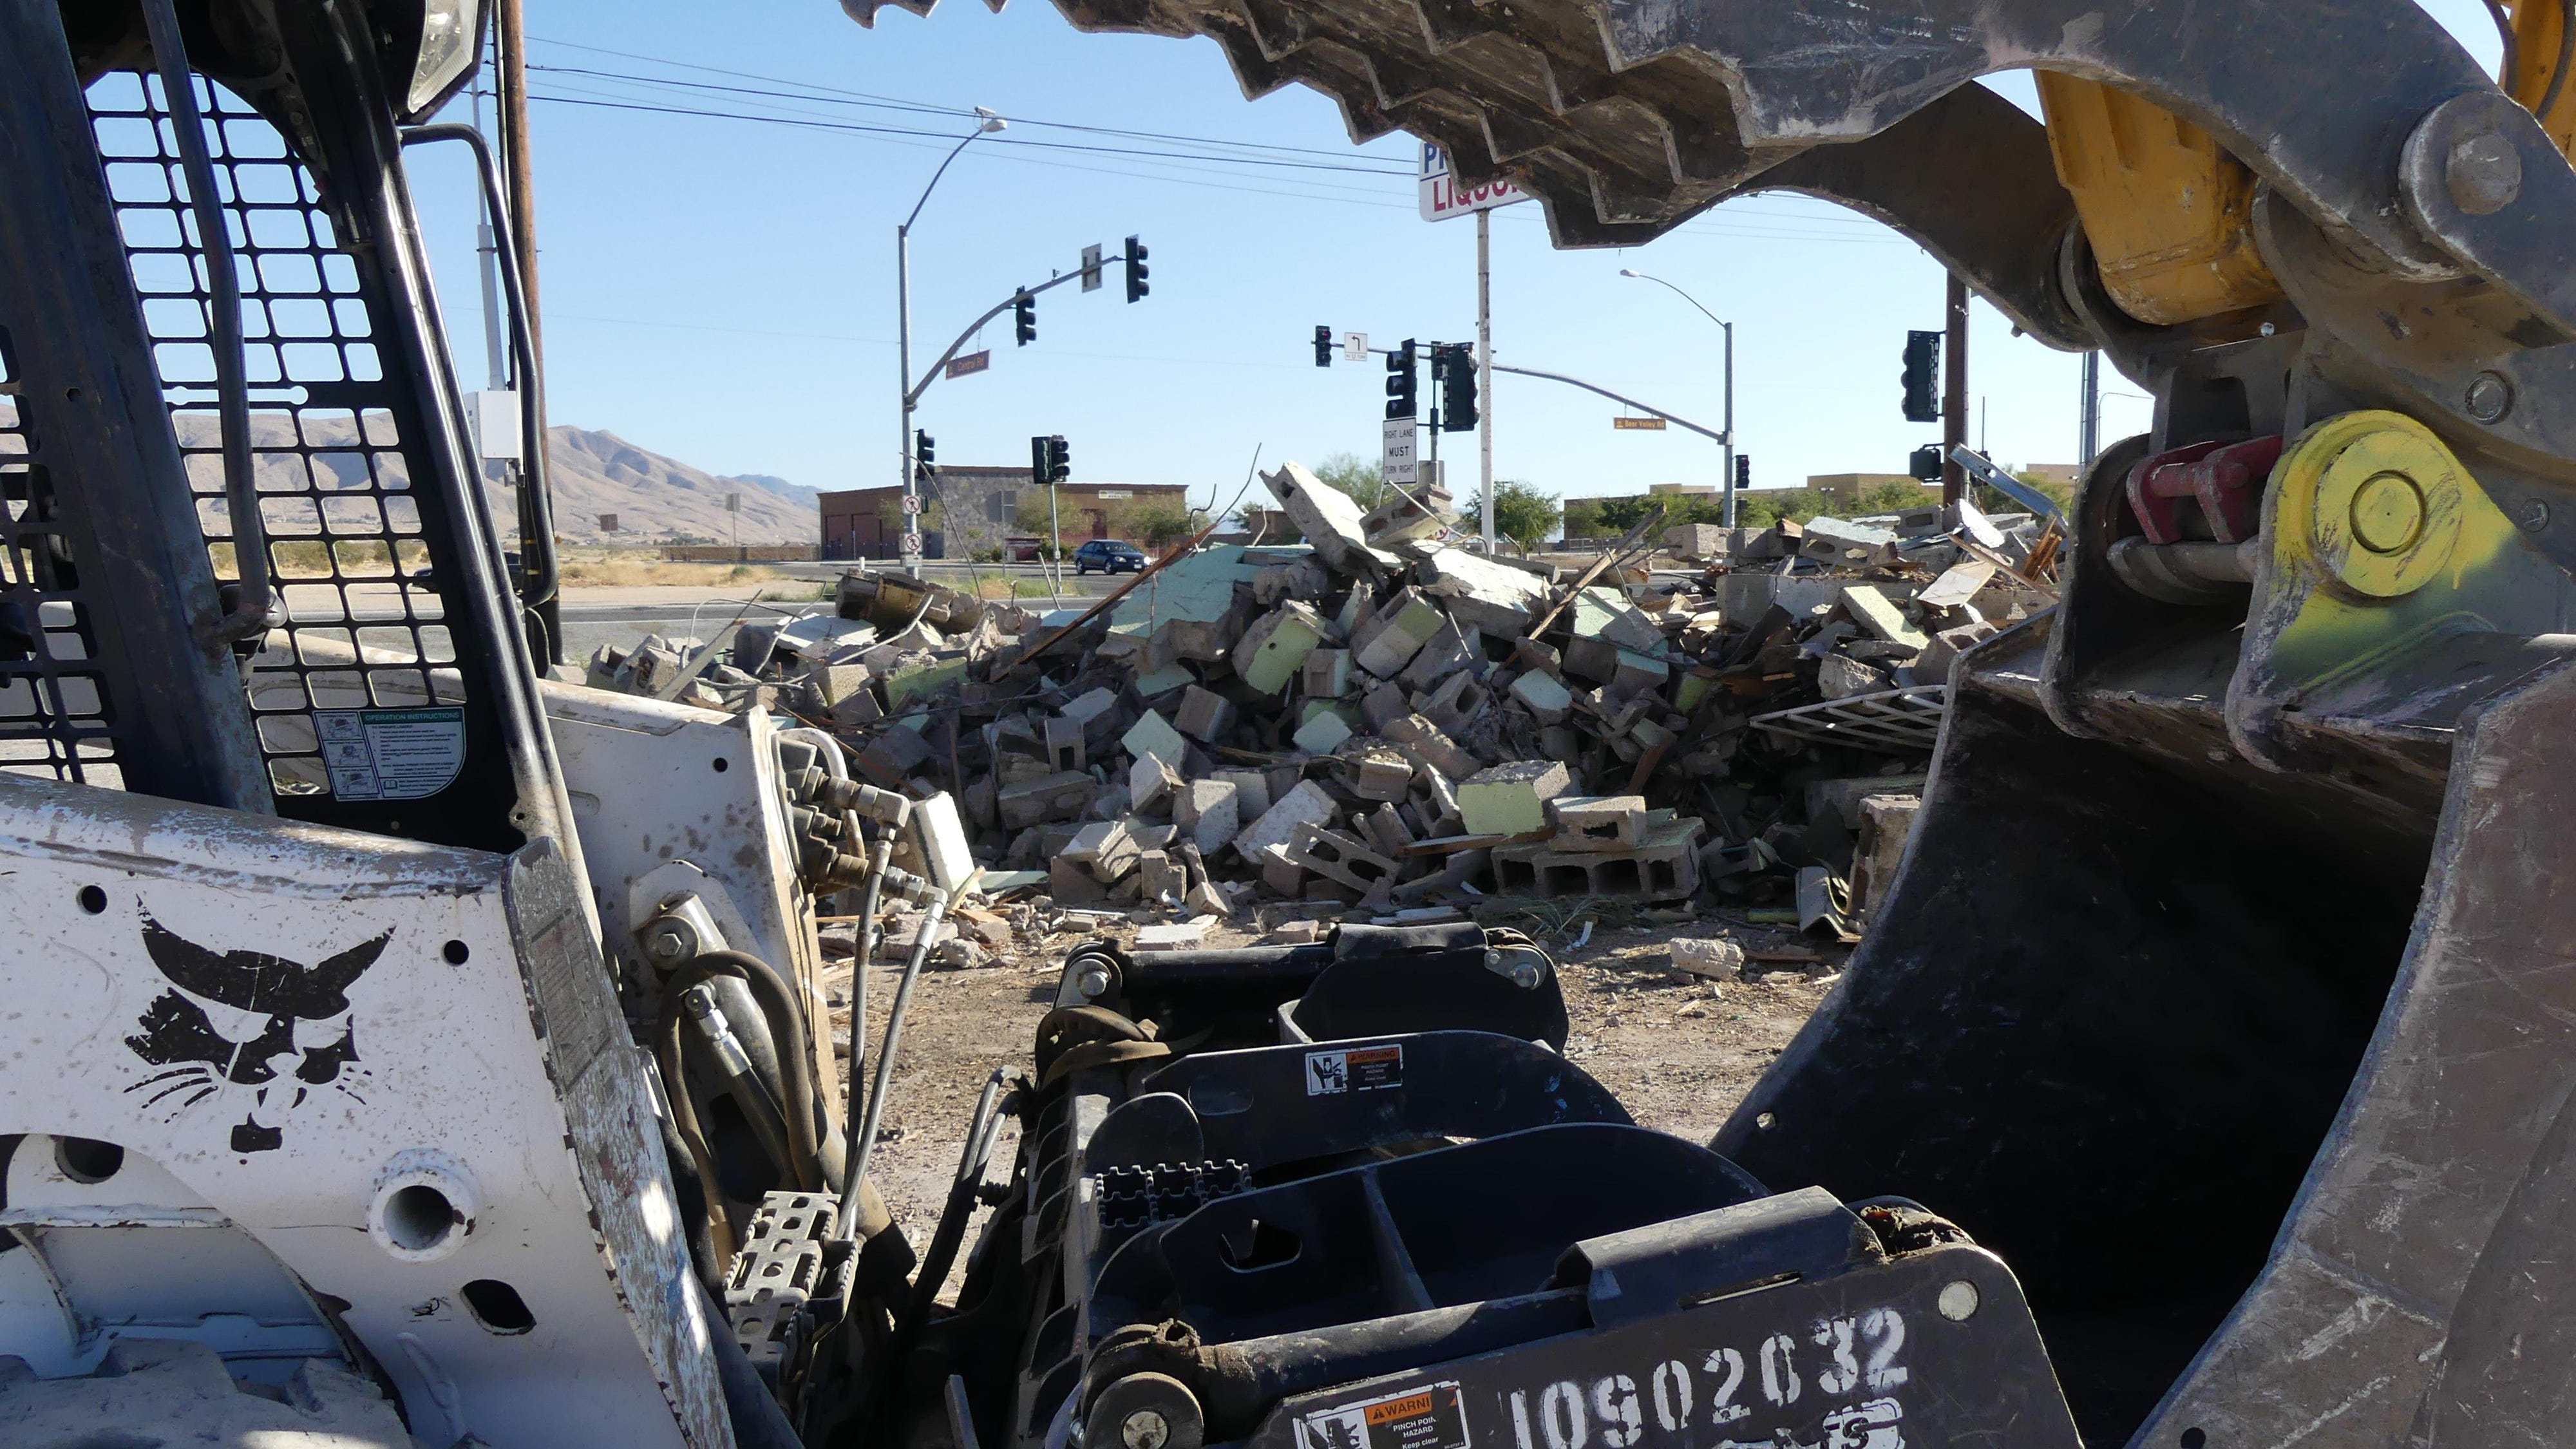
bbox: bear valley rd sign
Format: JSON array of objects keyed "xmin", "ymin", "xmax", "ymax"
[{"xmin": 1418, "ymin": 144, "xmax": 1529, "ymax": 221}]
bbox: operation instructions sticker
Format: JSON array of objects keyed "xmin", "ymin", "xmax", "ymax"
[
  {"xmin": 1298, "ymin": 1383, "xmax": 1472, "ymax": 1449},
  {"xmin": 1305, "ymin": 1043, "xmax": 1403, "ymax": 1095},
  {"xmin": 316, "ymin": 706, "xmax": 466, "ymax": 801}
]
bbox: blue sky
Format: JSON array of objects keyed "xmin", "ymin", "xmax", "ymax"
[{"xmin": 401, "ymin": 0, "xmax": 2504, "ymax": 516}]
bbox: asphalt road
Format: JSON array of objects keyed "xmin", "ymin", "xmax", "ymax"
[{"xmin": 554, "ymin": 566, "xmax": 1119, "ymax": 666}]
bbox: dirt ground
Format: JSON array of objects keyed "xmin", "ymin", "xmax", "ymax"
[{"xmin": 822, "ymin": 910, "xmax": 1838, "ymax": 1298}]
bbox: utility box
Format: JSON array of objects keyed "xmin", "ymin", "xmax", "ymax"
[{"xmin": 468, "ymin": 388, "xmax": 522, "ymax": 463}]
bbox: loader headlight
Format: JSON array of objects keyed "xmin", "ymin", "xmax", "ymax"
[{"xmin": 390, "ymin": 0, "xmax": 485, "ymax": 123}]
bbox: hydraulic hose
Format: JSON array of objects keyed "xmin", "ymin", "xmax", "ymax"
[
  {"xmin": 840, "ymin": 887, "xmax": 956, "ymax": 1236},
  {"xmin": 657, "ymin": 949, "xmax": 827, "ymax": 1195}
]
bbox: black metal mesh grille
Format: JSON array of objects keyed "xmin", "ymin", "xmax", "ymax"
[
  {"xmin": 0, "ymin": 325, "xmax": 120, "ymax": 785},
  {"xmin": 88, "ymin": 71, "xmax": 464, "ymax": 798}
]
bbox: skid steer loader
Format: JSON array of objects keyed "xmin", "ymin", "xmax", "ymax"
[{"xmin": 6, "ymin": 0, "xmax": 2576, "ymax": 1445}]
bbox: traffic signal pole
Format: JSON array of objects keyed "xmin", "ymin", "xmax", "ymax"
[
  {"xmin": 1477, "ymin": 209, "xmax": 1495, "ymax": 554},
  {"xmin": 1942, "ymin": 272, "xmax": 1970, "ymax": 506}
]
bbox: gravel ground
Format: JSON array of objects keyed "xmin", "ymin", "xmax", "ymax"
[{"xmin": 822, "ymin": 909, "xmax": 1841, "ymax": 1300}]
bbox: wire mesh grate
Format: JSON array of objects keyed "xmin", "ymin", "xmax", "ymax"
[
  {"xmin": 0, "ymin": 324, "xmax": 122, "ymax": 786},
  {"xmin": 87, "ymin": 70, "xmax": 465, "ymax": 799}
]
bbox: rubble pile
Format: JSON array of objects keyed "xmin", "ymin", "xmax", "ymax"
[{"xmin": 585, "ymin": 462, "xmax": 2061, "ymax": 938}]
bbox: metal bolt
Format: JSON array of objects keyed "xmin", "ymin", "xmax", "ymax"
[
  {"xmin": 1938, "ymin": 1280, "xmax": 1981, "ymax": 1321},
  {"xmin": 2447, "ymin": 130, "xmax": 2524, "ymax": 215},
  {"xmin": 2467, "ymin": 371, "xmax": 2514, "ymax": 422},
  {"xmin": 1121, "ymin": 1410, "xmax": 1171, "ymax": 1449},
  {"xmin": 642, "ymin": 921, "xmax": 694, "ymax": 966},
  {"xmin": 1076, "ymin": 965, "xmax": 1113, "ymax": 999},
  {"xmin": 2523, "ymin": 498, "xmax": 2553, "ymax": 534}
]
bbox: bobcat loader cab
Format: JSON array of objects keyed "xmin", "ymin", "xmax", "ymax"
[{"xmin": 8, "ymin": 0, "xmax": 2576, "ymax": 1446}]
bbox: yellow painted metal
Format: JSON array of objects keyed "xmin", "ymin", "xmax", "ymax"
[
  {"xmin": 2271, "ymin": 412, "xmax": 2474, "ymax": 601},
  {"xmin": 2508, "ymin": 0, "xmax": 2576, "ymax": 156},
  {"xmin": 2034, "ymin": 73, "xmax": 2285, "ymax": 326}
]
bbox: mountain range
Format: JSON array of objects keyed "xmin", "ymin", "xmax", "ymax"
[{"xmin": 540, "ymin": 426, "xmax": 819, "ymax": 544}]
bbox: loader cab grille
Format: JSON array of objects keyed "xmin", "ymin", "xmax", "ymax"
[
  {"xmin": 87, "ymin": 70, "xmax": 470, "ymax": 807},
  {"xmin": 0, "ymin": 329, "xmax": 118, "ymax": 786}
]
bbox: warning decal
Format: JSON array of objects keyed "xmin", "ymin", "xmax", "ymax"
[
  {"xmin": 316, "ymin": 707, "xmax": 466, "ymax": 801},
  {"xmin": 1304, "ymin": 1043, "xmax": 1404, "ymax": 1095},
  {"xmin": 1297, "ymin": 1383, "xmax": 1472, "ymax": 1449}
]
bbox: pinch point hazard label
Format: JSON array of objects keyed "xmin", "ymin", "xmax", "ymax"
[
  {"xmin": 1305, "ymin": 1043, "xmax": 1403, "ymax": 1095},
  {"xmin": 1298, "ymin": 1382, "xmax": 1470, "ymax": 1449}
]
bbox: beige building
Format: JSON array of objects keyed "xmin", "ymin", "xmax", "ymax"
[{"xmin": 1806, "ymin": 472, "xmax": 1937, "ymax": 506}]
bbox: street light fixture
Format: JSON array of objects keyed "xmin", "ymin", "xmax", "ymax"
[
  {"xmin": 895, "ymin": 109, "xmax": 1007, "ymax": 575},
  {"xmin": 1620, "ymin": 268, "xmax": 1738, "ymax": 526}
]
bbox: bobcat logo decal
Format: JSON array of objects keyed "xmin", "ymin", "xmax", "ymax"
[{"xmin": 123, "ymin": 914, "xmax": 390, "ymax": 1153}]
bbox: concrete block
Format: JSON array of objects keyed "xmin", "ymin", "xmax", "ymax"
[
  {"xmin": 1608, "ymin": 649, "xmax": 1669, "ymax": 698},
  {"xmin": 1803, "ymin": 516, "xmax": 1897, "ymax": 567},
  {"xmin": 1048, "ymin": 855, "xmax": 1106, "ymax": 905},
  {"xmin": 1137, "ymin": 849, "xmax": 1186, "ymax": 904},
  {"xmin": 1220, "ymin": 768, "xmax": 1271, "ymax": 819},
  {"xmin": 1840, "ymin": 584, "xmax": 1929, "ymax": 649},
  {"xmin": 1570, "ymin": 586, "xmax": 1667, "ymax": 655},
  {"xmin": 1135, "ymin": 920, "xmax": 1211, "ymax": 951},
  {"xmin": 1510, "ymin": 669, "xmax": 1573, "ymax": 725},
  {"xmin": 1233, "ymin": 601, "xmax": 1330, "ymax": 696},
  {"xmin": 1457, "ymin": 759, "xmax": 1571, "ymax": 837},
  {"xmin": 1284, "ymin": 821, "xmax": 1403, "ymax": 894},
  {"xmin": 1549, "ymin": 794, "xmax": 1647, "ymax": 851},
  {"xmin": 1383, "ymin": 714, "xmax": 1478, "ymax": 781},
  {"xmin": 1417, "ymin": 766, "xmax": 1464, "ymax": 837},
  {"xmin": 1665, "ymin": 524, "xmax": 1727, "ymax": 560},
  {"xmin": 1258, "ymin": 844, "xmax": 1307, "ymax": 896},
  {"xmin": 1718, "ymin": 573, "xmax": 1844, "ymax": 623},
  {"xmin": 1175, "ymin": 685, "xmax": 1235, "ymax": 743},
  {"xmin": 1186, "ymin": 878, "xmax": 1232, "ymax": 917},
  {"xmin": 1913, "ymin": 621, "xmax": 2000, "ymax": 682},
  {"xmin": 1818, "ymin": 652, "xmax": 1888, "ymax": 699},
  {"xmin": 829, "ymin": 687, "xmax": 883, "ymax": 729},
  {"xmin": 1491, "ymin": 817, "xmax": 1701, "ymax": 902},
  {"xmin": 1303, "ymin": 647, "xmax": 1353, "ymax": 700},
  {"xmin": 1060, "ymin": 687, "xmax": 1121, "ymax": 726},
  {"xmin": 1850, "ymin": 793, "xmax": 1921, "ymax": 920},
  {"xmin": 1361, "ymin": 681, "xmax": 1412, "ymax": 733},
  {"xmin": 1292, "ymin": 710, "xmax": 1353, "ymax": 753},
  {"xmin": 1045, "ymin": 715, "xmax": 1086, "ymax": 773},
  {"xmin": 1397, "ymin": 620, "xmax": 1482, "ymax": 693},
  {"xmin": 1355, "ymin": 589, "xmax": 1447, "ymax": 678},
  {"xmin": 999, "ymin": 770, "xmax": 1095, "ymax": 829},
  {"xmin": 1130, "ymin": 753, "xmax": 1182, "ymax": 812},
  {"xmin": 1233, "ymin": 779, "xmax": 1339, "ymax": 863},
  {"xmin": 1361, "ymin": 484, "xmax": 1453, "ymax": 546},
  {"xmin": 1133, "ymin": 662, "xmax": 1196, "ymax": 699},
  {"xmin": 1669, "ymin": 937, "xmax": 1745, "ymax": 980},
  {"xmin": 1177, "ymin": 779, "xmax": 1241, "ymax": 856},
  {"xmin": 1417, "ymin": 669, "xmax": 1490, "ymax": 737},
  {"xmin": 914, "ymin": 792, "xmax": 976, "ymax": 891},
  {"xmin": 1916, "ymin": 559, "xmax": 1998, "ymax": 611},
  {"xmin": 1363, "ymin": 802, "xmax": 1417, "ymax": 858},
  {"xmin": 1267, "ymin": 460, "xmax": 1372, "ymax": 572},
  {"xmin": 1065, "ymin": 820, "xmax": 1139, "ymax": 882},
  {"xmin": 1807, "ymin": 774, "xmax": 1928, "ymax": 829},
  {"xmin": 1123, "ymin": 708, "xmax": 1188, "ymax": 769},
  {"xmin": 1351, "ymin": 750, "xmax": 1414, "ymax": 802}
]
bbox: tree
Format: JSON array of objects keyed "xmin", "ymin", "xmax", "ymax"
[
  {"xmin": 1461, "ymin": 479, "xmax": 1561, "ymax": 551},
  {"xmin": 1311, "ymin": 451, "xmax": 1392, "ymax": 511},
  {"xmin": 1121, "ymin": 500, "xmax": 1210, "ymax": 549}
]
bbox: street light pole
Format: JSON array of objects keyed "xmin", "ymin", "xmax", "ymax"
[
  {"xmin": 1620, "ymin": 269, "xmax": 1736, "ymax": 525},
  {"xmin": 897, "ymin": 109, "xmax": 1004, "ymax": 577}
]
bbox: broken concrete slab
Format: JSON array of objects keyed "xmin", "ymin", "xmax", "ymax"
[
  {"xmin": 1839, "ymin": 583, "xmax": 1929, "ymax": 650},
  {"xmin": 1916, "ymin": 558, "xmax": 2000, "ymax": 611},
  {"xmin": 1175, "ymin": 685, "xmax": 1235, "ymax": 743},
  {"xmin": 1817, "ymin": 652, "xmax": 1888, "ymax": 699},
  {"xmin": 1233, "ymin": 778, "xmax": 1339, "ymax": 862},
  {"xmin": 1265, "ymin": 460, "xmax": 1373, "ymax": 573},
  {"xmin": 1549, "ymin": 794, "xmax": 1647, "ymax": 851},
  {"xmin": 997, "ymin": 770, "xmax": 1094, "ymax": 829},
  {"xmin": 1417, "ymin": 545, "xmax": 1548, "ymax": 632}
]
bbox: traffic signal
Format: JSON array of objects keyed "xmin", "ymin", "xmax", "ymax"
[
  {"xmin": 1314, "ymin": 325, "xmax": 1334, "ymax": 368},
  {"xmin": 915, "ymin": 430, "xmax": 936, "ymax": 481},
  {"xmin": 1030, "ymin": 434, "xmax": 1070, "ymax": 485},
  {"xmin": 1437, "ymin": 342, "xmax": 1477, "ymax": 432},
  {"xmin": 1385, "ymin": 338, "xmax": 1418, "ymax": 420},
  {"xmin": 1124, "ymin": 235, "xmax": 1150, "ymax": 303},
  {"xmin": 1902, "ymin": 329, "xmax": 1942, "ymax": 422},
  {"xmin": 1013, "ymin": 289, "xmax": 1036, "ymax": 346},
  {"xmin": 1909, "ymin": 442, "xmax": 1945, "ymax": 481},
  {"xmin": 1733, "ymin": 454, "xmax": 1750, "ymax": 490}
]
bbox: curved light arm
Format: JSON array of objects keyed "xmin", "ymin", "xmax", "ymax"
[
  {"xmin": 905, "ymin": 111, "xmax": 1006, "ymax": 231},
  {"xmin": 1620, "ymin": 268, "xmax": 1731, "ymax": 332}
]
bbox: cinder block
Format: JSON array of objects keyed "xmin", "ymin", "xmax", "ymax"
[
  {"xmin": 1257, "ymin": 843, "xmax": 1306, "ymax": 896},
  {"xmin": 1044, "ymin": 715, "xmax": 1086, "ymax": 772},
  {"xmin": 1065, "ymin": 820, "xmax": 1139, "ymax": 882},
  {"xmin": 1850, "ymin": 793, "xmax": 1921, "ymax": 920},
  {"xmin": 1137, "ymin": 849, "xmax": 1186, "ymax": 903},
  {"xmin": 1457, "ymin": 759, "xmax": 1571, "ymax": 837},
  {"xmin": 1840, "ymin": 583, "xmax": 1929, "ymax": 649},
  {"xmin": 1418, "ymin": 670, "xmax": 1490, "ymax": 737},
  {"xmin": 1350, "ymin": 750, "xmax": 1414, "ymax": 802},
  {"xmin": 1123, "ymin": 708, "xmax": 1188, "ymax": 769},
  {"xmin": 1130, "ymin": 753, "xmax": 1182, "ymax": 812},
  {"xmin": 1177, "ymin": 778, "xmax": 1241, "ymax": 856},
  {"xmin": 1291, "ymin": 710, "xmax": 1353, "ymax": 753},
  {"xmin": 1302, "ymin": 647, "xmax": 1353, "ymax": 700},
  {"xmin": 1175, "ymin": 685, "xmax": 1235, "ymax": 743},
  {"xmin": 1398, "ymin": 620, "xmax": 1482, "ymax": 692},
  {"xmin": 1549, "ymin": 794, "xmax": 1647, "ymax": 852},
  {"xmin": 1355, "ymin": 589, "xmax": 1448, "ymax": 678},
  {"xmin": 1492, "ymin": 820, "xmax": 1700, "ymax": 902},
  {"xmin": 1233, "ymin": 601, "xmax": 1330, "ymax": 696},
  {"xmin": 1361, "ymin": 681, "xmax": 1412, "ymax": 733},
  {"xmin": 1382, "ymin": 714, "xmax": 1479, "ymax": 781},
  {"xmin": 1048, "ymin": 855, "xmax": 1106, "ymax": 904},
  {"xmin": 1219, "ymin": 768, "xmax": 1271, "ymax": 819},
  {"xmin": 1510, "ymin": 669, "xmax": 1573, "ymax": 726},
  {"xmin": 1284, "ymin": 821, "xmax": 1402, "ymax": 894}
]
